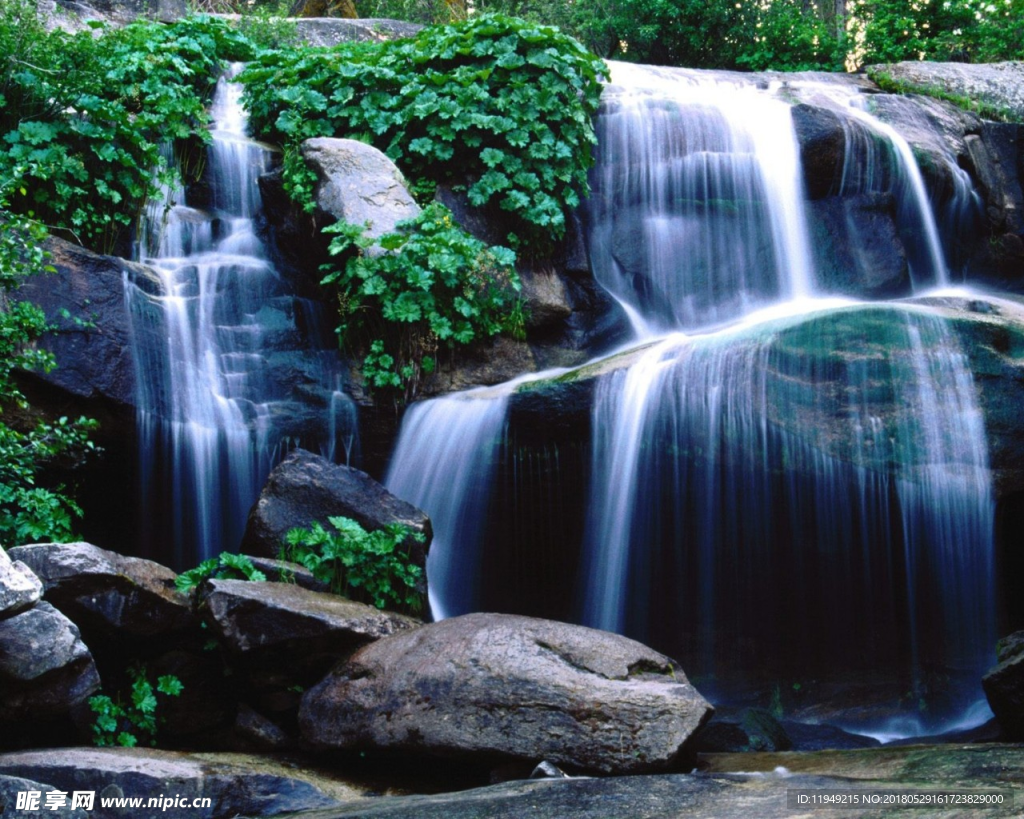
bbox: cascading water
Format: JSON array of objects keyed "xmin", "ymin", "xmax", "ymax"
[
  {"xmin": 125, "ymin": 66, "xmax": 353, "ymax": 566},
  {"xmin": 384, "ymin": 62, "xmax": 997, "ymax": 734}
]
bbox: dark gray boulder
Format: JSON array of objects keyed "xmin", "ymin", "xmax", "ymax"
[
  {"xmin": 8, "ymin": 542, "xmax": 194, "ymax": 639},
  {"xmin": 792, "ymin": 104, "xmax": 846, "ymax": 199},
  {"xmin": 0, "ymin": 775, "xmax": 88, "ymax": 818},
  {"xmin": 0, "ymin": 748, "xmax": 354, "ymax": 819},
  {"xmin": 0, "ymin": 601, "xmax": 100, "ymax": 725},
  {"xmin": 240, "ymin": 449, "xmax": 431, "ymax": 561},
  {"xmin": 983, "ymin": 631, "xmax": 1024, "ymax": 739},
  {"xmin": 300, "ymin": 612, "xmax": 713, "ymax": 774},
  {"xmin": 198, "ymin": 578, "xmax": 418, "ymax": 660},
  {"xmin": 0, "ymin": 548, "xmax": 42, "ymax": 617}
]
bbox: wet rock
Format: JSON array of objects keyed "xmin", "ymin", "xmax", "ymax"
[
  {"xmin": 8, "ymin": 542, "xmax": 194, "ymax": 639},
  {"xmin": 419, "ymin": 335, "xmax": 538, "ymax": 396},
  {"xmin": 520, "ymin": 268, "xmax": 574, "ymax": 331},
  {"xmin": 0, "ymin": 601, "xmax": 100, "ymax": 726},
  {"xmin": 0, "ymin": 748, "xmax": 356, "ymax": 819},
  {"xmin": 0, "ymin": 775, "xmax": 88, "ymax": 818},
  {"xmin": 983, "ymin": 630, "xmax": 1024, "ymax": 739},
  {"xmin": 780, "ymin": 720, "xmax": 881, "ymax": 751},
  {"xmin": 300, "ymin": 612, "xmax": 713, "ymax": 774},
  {"xmin": 301, "ymin": 138, "xmax": 420, "ymax": 256},
  {"xmin": 240, "ymin": 449, "xmax": 431, "ymax": 562},
  {"xmin": 0, "ymin": 549, "xmax": 42, "ymax": 617},
  {"xmin": 792, "ymin": 104, "xmax": 846, "ymax": 199},
  {"xmin": 807, "ymin": 193, "xmax": 910, "ymax": 297},
  {"xmin": 234, "ymin": 703, "xmax": 291, "ymax": 751}
]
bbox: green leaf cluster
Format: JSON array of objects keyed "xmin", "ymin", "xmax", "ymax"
[
  {"xmin": 88, "ymin": 666, "xmax": 184, "ymax": 748},
  {"xmin": 322, "ymin": 202, "xmax": 523, "ymax": 400},
  {"xmin": 174, "ymin": 551, "xmax": 268, "ymax": 594},
  {"xmin": 0, "ymin": 2, "xmax": 253, "ymax": 253},
  {"xmin": 282, "ymin": 516, "xmax": 425, "ymax": 614},
  {"xmin": 0, "ymin": 193, "xmax": 96, "ymax": 548},
  {"xmin": 239, "ymin": 13, "xmax": 606, "ymax": 244}
]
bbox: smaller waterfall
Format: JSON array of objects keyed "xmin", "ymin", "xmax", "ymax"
[
  {"xmin": 587, "ymin": 63, "xmax": 816, "ymax": 337},
  {"xmin": 386, "ymin": 391, "xmax": 510, "ymax": 619},
  {"xmin": 126, "ymin": 66, "xmax": 354, "ymax": 565}
]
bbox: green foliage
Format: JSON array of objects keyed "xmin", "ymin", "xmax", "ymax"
[
  {"xmin": 239, "ymin": 13, "xmax": 606, "ymax": 244},
  {"xmin": 89, "ymin": 666, "xmax": 183, "ymax": 748},
  {"xmin": 322, "ymin": 203, "xmax": 522, "ymax": 400},
  {"xmin": 0, "ymin": 3, "xmax": 252, "ymax": 252},
  {"xmin": 282, "ymin": 516, "xmax": 425, "ymax": 614},
  {"xmin": 174, "ymin": 551, "xmax": 268, "ymax": 593},
  {"xmin": 0, "ymin": 191, "xmax": 96, "ymax": 548}
]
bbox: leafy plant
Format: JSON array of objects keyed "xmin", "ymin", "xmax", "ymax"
[
  {"xmin": 88, "ymin": 666, "xmax": 184, "ymax": 748},
  {"xmin": 174, "ymin": 551, "xmax": 268, "ymax": 593},
  {"xmin": 322, "ymin": 202, "xmax": 522, "ymax": 400},
  {"xmin": 239, "ymin": 13, "xmax": 606, "ymax": 245},
  {"xmin": 0, "ymin": 188, "xmax": 96, "ymax": 547},
  {"xmin": 0, "ymin": 5, "xmax": 253, "ymax": 253},
  {"xmin": 281, "ymin": 516, "xmax": 425, "ymax": 614}
]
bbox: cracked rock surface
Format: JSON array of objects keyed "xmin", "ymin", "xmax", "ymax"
[{"xmin": 299, "ymin": 612, "xmax": 712, "ymax": 774}]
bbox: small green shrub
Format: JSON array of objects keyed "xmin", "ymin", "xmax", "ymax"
[
  {"xmin": 281, "ymin": 516, "xmax": 425, "ymax": 614},
  {"xmin": 175, "ymin": 552, "xmax": 267, "ymax": 594},
  {"xmin": 0, "ymin": 194, "xmax": 97, "ymax": 547},
  {"xmin": 239, "ymin": 13, "xmax": 606, "ymax": 245},
  {"xmin": 88, "ymin": 666, "xmax": 184, "ymax": 748},
  {"xmin": 0, "ymin": 6, "xmax": 253, "ymax": 253},
  {"xmin": 322, "ymin": 202, "xmax": 523, "ymax": 400}
]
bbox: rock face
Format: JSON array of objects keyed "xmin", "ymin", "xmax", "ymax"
[
  {"xmin": 291, "ymin": 17, "xmax": 421, "ymax": 47},
  {"xmin": 300, "ymin": 612, "xmax": 713, "ymax": 774},
  {"xmin": 240, "ymin": 449, "xmax": 432, "ymax": 560},
  {"xmin": 870, "ymin": 61, "xmax": 1024, "ymax": 122},
  {"xmin": 199, "ymin": 578, "xmax": 418, "ymax": 662},
  {"xmin": 8, "ymin": 541, "xmax": 194, "ymax": 639},
  {"xmin": 0, "ymin": 601, "xmax": 100, "ymax": 726},
  {"xmin": 16, "ymin": 238, "xmax": 138, "ymax": 409},
  {"xmin": 301, "ymin": 137, "xmax": 420, "ymax": 254},
  {"xmin": 0, "ymin": 548, "xmax": 42, "ymax": 616},
  {"xmin": 0, "ymin": 748, "xmax": 352, "ymax": 819},
  {"xmin": 983, "ymin": 631, "xmax": 1024, "ymax": 739}
]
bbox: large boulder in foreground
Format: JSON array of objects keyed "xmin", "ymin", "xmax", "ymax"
[
  {"xmin": 8, "ymin": 542, "xmax": 194, "ymax": 640},
  {"xmin": 240, "ymin": 449, "xmax": 431, "ymax": 561},
  {"xmin": 300, "ymin": 612, "xmax": 712, "ymax": 774},
  {"xmin": 983, "ymin": 631, "xmax": 1024, "ymax": 739}
]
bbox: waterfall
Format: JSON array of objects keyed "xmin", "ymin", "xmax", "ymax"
[
  {"xmin": 587, "ymin": 64, "xmax": 816, "ymax": 336},
  {"xmin": 125, "ymin": 66, "xmax": 354, "ymax": 566},
  {"xmin": 385, "ymin": 390, "xmax": 510, "ymax": 619},
  {"xmin": 382, "ymin": 63, "xmax": 996, "ymax": 733}
]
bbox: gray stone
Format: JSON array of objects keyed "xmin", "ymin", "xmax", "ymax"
[
  {"xmin": 199, "ymin": 578, "xmax": 418, "ymax": 657},
  {"xmin": 234, "ymin": 703, "xmax": 291, "ymax": 751},
  {"xmin": 983, "ymin": 630, "xmax": 1024, "ymax": 739},
  {"xmin": 0, "ymin": 748, "xmax": 356, "ymax": 819},
  {"xmin": 868, "ymin": 61, "xmax": 1024, "ymax": 122},
  {"xmin": 300, "ymin": 612, "xmax": 713, "ymax": 775},
  {"xmin": 0, "ymin": 550, "xmax": 42, "ymax": 617},
  {"xmin": 792, "ymin": 104, "xmax": 847, "ymax": 199},
  {"xmin": 0, "ymin": 776, "xmax": 88, "ymax": 818},
  {"xmin": 419, "ymin": 335, "xmax": 538, "ymax": 397},
  {"xmin": 240, "ymin": 449, "xmax": 432, "ymax": 561},
  {"xmin": 292, "ymin": 17, "xmax": 421, "ymax": 47},
  {"xmin": 0, "ymin": 601, "xmax": 100, "ymax": 723},
  {"xmin": 301, "ymin": 138, "xmax": 420, "ymax": 254},
  {"xmin": 8, "ymin": 542, "xmax": 193, "ymax": 638},
  {"xmin": 520, "ymin": 268, "xmax": 573, "ymax": 331}
]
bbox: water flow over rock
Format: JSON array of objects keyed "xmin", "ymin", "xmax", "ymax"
[{"xmin": 124, "ymin": 67, "xmax": 353, "ymax": 566}]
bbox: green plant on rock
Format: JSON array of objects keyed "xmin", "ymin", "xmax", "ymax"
[
  {"xmin": 0, "ymin": 4, "xmax": 254, "ymax": 253},
  {"xmin": 174, "ymin": 551, "xmax": 268, "ymax": 594},
  {"xmin": 0, "ymin": 186, "xmax": 97, "ymax": 548},
  {"xmin": 88, "ymin": 666, "xmax": 184, "ymax": 748},
  {"xmin": 321, "ymin": 202, "xmax": 522, "ymax": 401},
  {"xmin": 281, "ymin": 516, "xmax": 425, "ymax": 614},
  {"xmin": 239, "ymin": 13, "xmax": 606, "ymax": 246}
]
